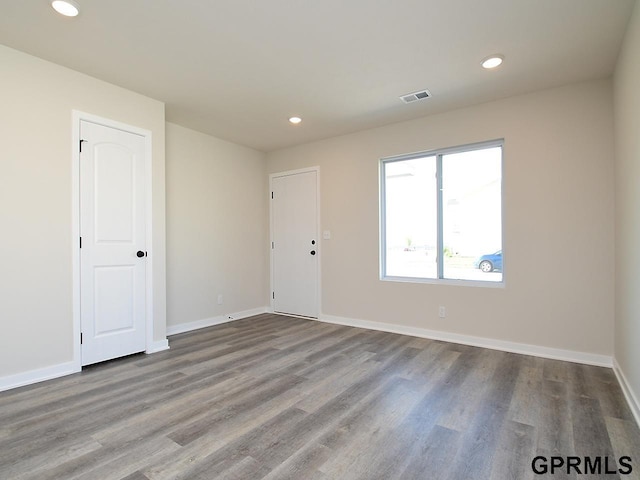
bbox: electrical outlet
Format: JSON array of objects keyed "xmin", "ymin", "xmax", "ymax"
[
  {"xmin": 438, "ymin": 306, "xmax": 446, "ymax": 318},
  {"xmin": 217, "ymin": 294, "xmax": 223, "ymax": 305}
]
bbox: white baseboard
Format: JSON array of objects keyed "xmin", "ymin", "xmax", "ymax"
[
  {"xmin": 166, "ymin": 307, "xmax": 270, "ymax": 336},
  {"xmin": 0, "ymin": 309, "xmax": 617, "ymax": 401},
  {"xmin": 0, "ymin": 361, "xmax": 80, "ymax": 393},
  {"xmin": 613, "ymin": 359, "xmax": 640, "ymax": 429},
  {"xmin": 146, "ymin": 339, "xmax": 170, "ymax": 354},
  {"xmin": 0, "ymin": 308, "xmax": 269, "ymax": 393},
  {"xmin": 318, "ymin": 314, "xmax": 613, "ymax": 368}
]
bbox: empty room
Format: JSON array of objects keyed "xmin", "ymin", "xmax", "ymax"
[{"xmin": 1, "ymin": 0, "xmax": 640, "ymax": 478}]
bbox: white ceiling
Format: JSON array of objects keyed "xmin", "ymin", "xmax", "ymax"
[{"xmin": 0, "ymin": 0, "xmax": 635, "ymax": 151}]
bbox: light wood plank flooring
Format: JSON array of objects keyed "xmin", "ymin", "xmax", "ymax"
[{"xmin": 1, "ymin": 314, "xmax": 638, "ymax": 479}]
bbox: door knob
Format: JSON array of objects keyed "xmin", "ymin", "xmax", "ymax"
[
  {"xmin": 310, "ymin": 250, "xmax": 316, "ymax": 255},
  {"xmin": 136, "ymin": 251, "xmax": 145, "ymax": 258}
]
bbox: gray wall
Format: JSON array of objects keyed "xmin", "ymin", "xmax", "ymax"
[
  {"xmin": 614, "ymin": 0, "xmax": 640, "ymax": 419},
  {"xmin": 267, "ymin": 79, "xmax": 615, "ymax": 359}
]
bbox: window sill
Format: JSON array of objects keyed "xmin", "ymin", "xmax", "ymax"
[{"xmin": 381, "ymin": 275, "xmax": 505, "ymax": 288}]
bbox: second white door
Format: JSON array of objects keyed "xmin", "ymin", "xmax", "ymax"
[
  {"xmin": 80, "ymin": 120, "xmax": 147, "ymax": 366},
  {"xmin": 271, "ymin": 170, "xmax": 319, "ymax": 318}
]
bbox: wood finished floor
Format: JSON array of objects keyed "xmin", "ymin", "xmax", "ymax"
[{"xmin": 1, "ymin": 314, "xmax": 639, "ymax": 480}]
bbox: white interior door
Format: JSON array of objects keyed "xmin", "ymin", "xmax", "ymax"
[
  {"xmin": 80, "ymin": 120, "xmax": 147, "ymax": 366},
  {"xmin": 272, "ymin": 170, "xmax": 319, "ymax": 318}
]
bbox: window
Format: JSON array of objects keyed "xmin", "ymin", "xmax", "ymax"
[{"xmin": 380, "ymin": 140, "xmax": 503, "ymax": 284}]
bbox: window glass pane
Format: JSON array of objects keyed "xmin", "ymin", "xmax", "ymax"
[
  {"xmin": 441, "ymin": 146, "xmax": 502, "ymax": 282},
  {"xmin": 384, "ymin": 156, "xmax": 437, "ymax": 278}
]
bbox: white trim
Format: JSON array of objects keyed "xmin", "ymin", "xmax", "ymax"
[
  {"xmin": 71, "ymin": 112, "xmax": 82, "ymax": 372},
  {"xmin": 613, "ymin": 358, "xmax": 640, "ymax": 429},
  {"xmin": 0, "ymin": 362, "xmax": 80, "ymax": 393},
  {"xmin": 143, "ymin": 129, "xmax": 155, "ymax": 360},
  {"xmin": 269, "ymin": 166, "xmax": 321, "ymax": 318},
  {"xmin": 267, "ymin": 311, "xmax": 317, "ymax": 321},
  {"xmin": 381, "ymin": 276, "xmax": 505, "ymax": 289},
  {"xmin": 146, "ymin": 339, "xmax": 170, "ymax": 354},
  {"xmin": 166, "ymin": 307, "xmax": 270, "ymax": 336},
  {"xmin": 318, "ymin": 314, "xmax": 612, "ymax": 367},
  {"xmin": 71, "ymin": 111, "xmax": 163, "ymax": 368}
]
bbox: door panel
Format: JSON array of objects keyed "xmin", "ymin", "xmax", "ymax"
[
  {"xmin": 94, "ymin": 145, "xmax": 135, "ymax": 242},
  {"xmin": 93, "ymin": 266, "xmax": 135, "ymax": 334},
  {"xmin": 272, "ymin": 170, "xmax": 318, "ymax": 318},
  {"xmin": 80, "ymin": 120, "xmax": 146, "ymax": 366}
]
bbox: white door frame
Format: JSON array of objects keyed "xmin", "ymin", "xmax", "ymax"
[
  {"xmin": 269, "ymin": 166, "xmax": 321, "ymax": 318},
  {"xmin": 71, "ymin": 110, "xmax": 154, "ymax": 370}
]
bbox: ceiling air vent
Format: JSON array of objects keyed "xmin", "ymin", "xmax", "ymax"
[{"xmin": 400, "ymin": 89, "xmax": 432, "ymax": 104}]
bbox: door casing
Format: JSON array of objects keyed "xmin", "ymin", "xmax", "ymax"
[
  {"xmin": 269, "ymin": 166, "xmax": 321, "ymax": 318},
  {"xmin": 71, "ymin": 111, "xmax": 154, "ymax": 370}
]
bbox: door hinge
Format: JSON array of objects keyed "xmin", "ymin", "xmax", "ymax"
[
  {"xmin": 271, "ymin": 242, "xmax": 274, "ymax": 249},
  {"xmin": 80, "ymin": 332, "xmax": 83, "ymax": 345},
  {"xmin": 272, "ymin": 292, "xmax": 275, "ymax": 299},
  {"xmin": 271, "ymin": 192, "xmax": 274, "ymax": 199},
  {"xmin": 79, "ymin": 237, "xmax": 82, "ymax": 248},
  {"xmin": 79, "ymin": 139, "xmax": 87, "ymax": 153}
]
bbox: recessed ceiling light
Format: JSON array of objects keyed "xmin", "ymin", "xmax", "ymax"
[
  {"xmin": 481, "ymin": 55, "xmax": 504, "ymax": 69},
  {"xmin": 289, "ymin": 117, "xmax": 302, "ymax": 125},
  {"xmin": 51, "ymin": 0, "xmax": 80, "ymax": 17}
]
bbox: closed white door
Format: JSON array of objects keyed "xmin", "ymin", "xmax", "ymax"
[
  {"xmin": 80, "ymin": 120, "xmax": 147, "ymax": 366},
  {"xmin": 271, "ymin": 170, "xmax": 319, "ymax": 318}
]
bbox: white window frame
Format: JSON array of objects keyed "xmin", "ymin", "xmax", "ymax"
[{"xmin": 379, "ymin": 139, "xmax": 505, "ymax": 288}]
